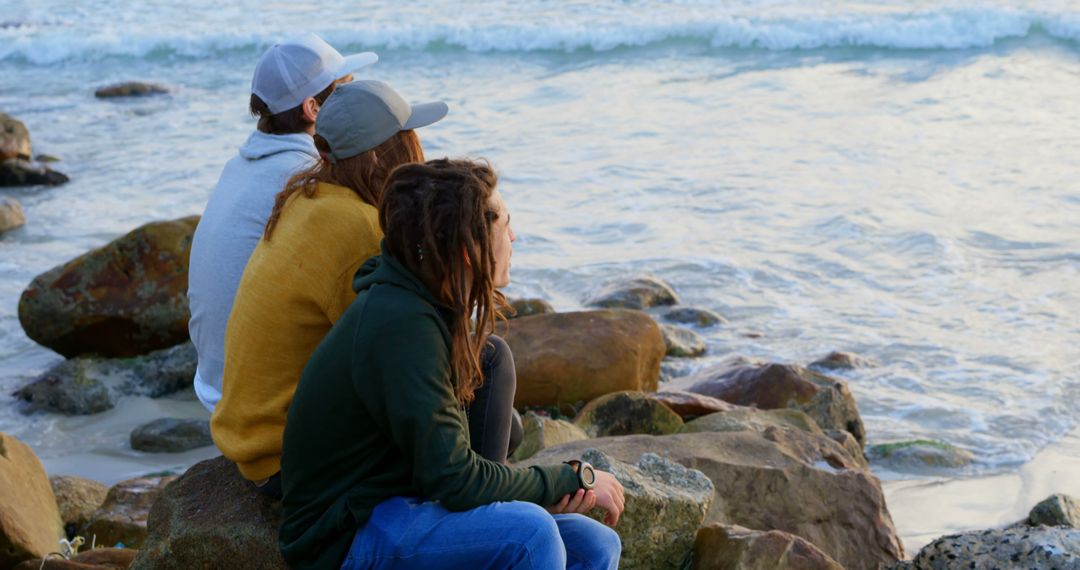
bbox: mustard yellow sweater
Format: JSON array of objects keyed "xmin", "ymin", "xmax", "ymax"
[{"xmin": 211, "ymin": 182, "xmax": 381, "ymax": 481}]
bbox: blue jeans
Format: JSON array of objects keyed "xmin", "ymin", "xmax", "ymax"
[{"xmin": 341, "ymin": 497, "xmax": 621, "ymax": 570}]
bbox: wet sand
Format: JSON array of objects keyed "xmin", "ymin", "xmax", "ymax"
[{"xmin": 884, "ymin": 425, "xmax": 1080, "ymax": 555}]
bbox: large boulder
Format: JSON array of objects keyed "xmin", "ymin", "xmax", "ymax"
[
  {"xmin": 0, "ymin": 158, "xmax": 69, "ymax": 187},
  {"xmin": 867, "ymin": 439, "xmax": 973, "ymax": 471},
  {"xmin": 902, "ymin": 527, "xmax": 1080, "ymax": 569},
  {"xmin": 584, "ymin": 275, "xmax": 679, "ymax": 310},
  {"xmin": 672, "ymin": 360, "xmax": 867, "ymax": 448},
  {"xmin": 510, "ymin": 412, "xmax": 589, "ymax": 462},
  {"xmin": 0, "ymin": 433, "xmax": 65, "ymax": 568},
  {"xmin": 1, "ymin": 197, "xmax": 25, "ymax": 234},
  {"xmin": 50, "ymin": 476, "xmax": 108, "ymax": 538},
  {"xmin": 18, "ymin": 216, "xmax": 198, "ymax": 358},
  {"xmin": 528, "ymin": 430, "xmax": 902, "ymax": 569},
  {"xmin": 693, "ymin": 524, "xmax": 843, "ymax": 570},
  {"xmin": 94, "ymin": 82, "xmax": 170, "ymax": 98},
  {"xmin": 659, "ymin": 324, "xmax": 706, "ymax": 357},
  {"xmin": 130, "ymin": 456, "xmax": 287, "ymax": 570},
  {"xmin": 503, "ymin": 310, "xmax": 665, "ymax": 408},
  {"xmin": 14, "ymin": 548, "xmax": 137, "ymax": 570},
  {"xmin": 14, "ymin": 342, "xmax": 197, "ymax": 415},
  {"xmin": 574, "ymin": 391, "xmax": 683, "ymax": 438},
  {"xmin": 651, "ymin": 389, "xmax": 737, "ymax": 420},
  {"xmin": 523, "ymin": 449, "xmax": 713, "ymax": 570},
  {"xmin": 0, "ymin": 112, "xmax": 31, "ymax": 160},
  {"xmin": 130, "ymin": 418, "xmax": 212, "ymax": 453},
  {"xmin": 85, "ymin": 476, "xmax": 176, "ymax": 549},
  {"xmin": 1029, "ymin": 494, "xmax": 1080, "ymax": 528}
]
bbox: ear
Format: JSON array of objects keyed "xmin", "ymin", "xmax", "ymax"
[{"xmin": 301, "ymin": 96, "xmax": 320, "ymax": 123}]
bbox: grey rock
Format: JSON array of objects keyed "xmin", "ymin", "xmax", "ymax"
[
  {"xmin": 0, "ymin": 197, "xmax": 25, "ymax": 234},
  {"xmin": 0, "ymin": 158, "xmax": 69, "ymax": 187},
  {"xmin": 660, "ymin": 324, "xmax": 706, "ymax": 357},
  {"xmin": 527, "ymin": 449, "xmax": 713, "ymax": 570},
  {"xmin": 14, "ymin": 342, "xmax": 197, "ymax": 415},
  {"xmin": 1029, "ymin": 494, "xmax": 1080, "ymax": 528},
  {"xmin": 510, "ymin": 412, "xmax": 588, "ymax": 462},
  {"xmin": 809, "ymin": 351, "xmax": 879, "ymax": 371},
  {"xmin": 131, "ymin": 418, "xmax": 212, "ymax": 453},
  {"xmin": 95, "ymin": 82, "xmax": 170, "ymax": 98},
  {"xmin": 905, "ymin": 526, "xmax": 1080, "ymax": 569},
  {"xmin": 662, "ymin": 306, "xmax": 726, "ymax": 327},
  {"xmin": 585, "ymin": 275, "xmax": 679, "ymax": 310}
]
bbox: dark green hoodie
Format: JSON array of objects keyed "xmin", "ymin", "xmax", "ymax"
[{"xmin": 278, "ymin": 247, "xmax": 580, "ymax": 570}]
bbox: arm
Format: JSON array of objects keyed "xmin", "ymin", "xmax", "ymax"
[{"xmin": 356, "ymin": 312, "xmax": 579, "ymax": 511}]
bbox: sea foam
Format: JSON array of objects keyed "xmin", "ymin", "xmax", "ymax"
[{"xmin": 3, "ymin": 4, "xmax": 1080, "ymax": 65}]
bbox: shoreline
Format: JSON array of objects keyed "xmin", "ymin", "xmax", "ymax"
[{"xmin": 884, "ymin": 423, "xmax": 1080, "ymax": 554}]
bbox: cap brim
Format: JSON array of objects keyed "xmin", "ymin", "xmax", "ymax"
[
  {"xmin": 403, "ymin": 101, "xmax": 449, "ymax": 130},
  {"xmin": 338, "ymin": 52, "xmax": 379, "ymax": 79}
]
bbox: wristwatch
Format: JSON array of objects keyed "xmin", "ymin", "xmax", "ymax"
[{"xmin": 564, "ymin": 459, "xmax": 596, "ymax": 490}]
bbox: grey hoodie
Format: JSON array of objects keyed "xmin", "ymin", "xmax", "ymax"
[{"xmin": 188, "ymin": 131, "xmax": 318, "ymax": 412}]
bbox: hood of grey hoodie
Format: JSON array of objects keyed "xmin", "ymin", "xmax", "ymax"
[{"xmin": 238, "ymin": 130, "xmax": 318, "ymax": 161}]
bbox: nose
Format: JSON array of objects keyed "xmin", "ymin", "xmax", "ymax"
[{"xmin": 509, "ymin": 225, "xmax": 516, "ymax": 242}]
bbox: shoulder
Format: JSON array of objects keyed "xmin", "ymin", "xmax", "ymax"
[{"xmin": 354, "ymin": 285, "xmax": 449, "ymax": 349}]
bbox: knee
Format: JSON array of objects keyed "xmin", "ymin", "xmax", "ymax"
[
  {"xmin": 560, "ymin": 515, "xmax": 621, "ymax": 570},
  {"xmin": 483, "ymin": 335, "xmax": 515, "ymax": 376},
  {"xmin": 500, "ymin": 503, "xmax": 565, "ymax": 566}
]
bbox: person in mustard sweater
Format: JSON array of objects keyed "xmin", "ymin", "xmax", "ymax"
[
  {"xmin": 280, "ymin": 159, "xmax": 624, "ymax": 570},
  {"xmin": 212, "ymin": 80, "xmax": 478, "ymax": 498}
]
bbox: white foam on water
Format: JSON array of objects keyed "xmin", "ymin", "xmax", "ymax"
[{"xmin": 3, "ymin": 1, "xmax": 1080, "ymax": 64}]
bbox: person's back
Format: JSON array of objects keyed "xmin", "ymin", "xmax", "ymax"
[
  {"xmin": 188, "ymin": 132, "xmax": 316, "ymax": 410},
  {"xmin": 186, "ymin": 33, "xmax": 377, "ymax": 412}
]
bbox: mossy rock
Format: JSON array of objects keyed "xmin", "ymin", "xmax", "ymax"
[
  {"xmin": 867, "ymin": 440, "xmax": 973, "ymax": 470},
  {"xmin": 574, "ymin": 391, "xmax": 683, "ymax": 438}
]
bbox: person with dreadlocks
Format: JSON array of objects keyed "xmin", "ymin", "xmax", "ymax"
[
  {"xmin": 279, "ymin": 158, "xmax": 625, "ymax": 570},
  {"xmin": 212, "ymin": 81, "xmax": 521, "ymax": 501}
]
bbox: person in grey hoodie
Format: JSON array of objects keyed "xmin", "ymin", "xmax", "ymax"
[{"xmin": 188, "ymin": 34, "xmax": 377, "ymax": 412}]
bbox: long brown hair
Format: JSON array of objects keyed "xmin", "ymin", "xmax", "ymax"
[
  {"xmin": 264, "ymin": 129, "xmax": 424, "ymax": 240},
  {"xmin": 379, "ymin": 159, "xmax": 507, "ymax": 404}
]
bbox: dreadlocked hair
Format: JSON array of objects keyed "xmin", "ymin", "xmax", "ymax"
[{"xmin": 379, "ymin": 158, "xmax": 508, "ymax": 405}]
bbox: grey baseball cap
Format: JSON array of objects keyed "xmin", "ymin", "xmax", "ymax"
[
  {"xmin": 251, "ymin": 33, "xmax": 378, "ymax": 114},
  {"xmin": 316, "ymin": 80, "xmax": 448, "ymax": 162}
]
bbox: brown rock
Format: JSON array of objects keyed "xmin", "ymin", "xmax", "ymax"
[
  {"xmin": 672, "ymin": 361, "xmax": 866, "ymax": 447},
  {"xmin": 18, "ymin": 216, "xmax": 198, "ymax": 358},
  {"xmin": 503, "ymin": 310, "xmax": 665, "ymax": 408},
  {"xmin": 50, "ymin": 476, "xmax": 108, "ymax": 536},
  {"xmin": 0, "ymin": 112, "xmax": 31, "ymax": 160},
  {"xmin": 14, "ymin": 548, "xmax": 137, "ymax": 570},
  {"xmin": 574, "ymin": 391, "xmax": 683, "ymax": 437},
  {"xmin": 528, "ymin": 430, "xmax": 903, "ymax": 569},
  {"xmin": 502, "ymin": 298, "xmax": 555, "ymax": 319},
  {"xmin": 651, "ymin": 390, "xmax": 737, "ymax": 420},
  {"xmin": 94, "ymin": 83, "xmax": 170, "ymax": 98},
  {"xmin": 693, "ymin": 524, "xmax": 843, "ymax": 570},
  {"xmin": 130, "ymin": 456, "xmax": 287, "ymax": 570},
  {"xmin": 0, "ymin": 432, "xmax": 65, "ymax": 568},
  {"xmin": 1, "ymin": 197, "xmax": 25, "ymax": 233},
  {"xmin": 85, "ymin": 477, "xmax": 175, "ymax": 549},
  {"xmin": 810, "ymin": 351, "xmax": 879, "ymax": 371}
]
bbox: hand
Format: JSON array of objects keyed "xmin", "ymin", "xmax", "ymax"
[
  {"xmin": 591, "ymin": 470, "xmax": 625, "ymax": 526},
  {"xmin": 546, "ymin": 488, "xmax": 597, "ymax": 515}
]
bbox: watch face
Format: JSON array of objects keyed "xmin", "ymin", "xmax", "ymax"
[{"xmin": 581, "ymin": 464, "xmax": 597, "ymax": 487}]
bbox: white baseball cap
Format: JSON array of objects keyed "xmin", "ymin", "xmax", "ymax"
[{"xmin": 251, "ymin": 33, "xmax": 378, "ymax": 114}]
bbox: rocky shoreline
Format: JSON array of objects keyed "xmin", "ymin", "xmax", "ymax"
[{"xmin": 3, "ymin": 114, "xmax": 1079, "ymax": 569}]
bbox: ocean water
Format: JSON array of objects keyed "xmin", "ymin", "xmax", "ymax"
[{"xmin": 1, "ymin": 0, "xmax": 1078, "ymax": 489}]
